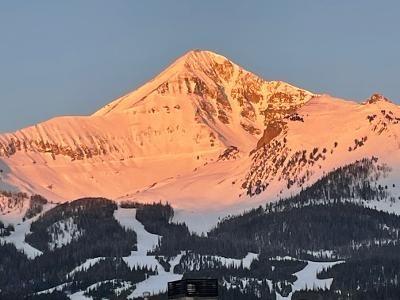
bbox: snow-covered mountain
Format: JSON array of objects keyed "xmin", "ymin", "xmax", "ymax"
[
  {"xmin": 0, "ymin": 50, "xmax": 313, "ymax": 206},
  {"xmin": 0, "ymin": 50, "xmax": 400, "ymax": 222}
]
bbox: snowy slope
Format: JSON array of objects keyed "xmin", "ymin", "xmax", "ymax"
[
  {"xmin": 243, "ymin": 94, "xmax": 400, "ymax": 204},
  {"xmin": 275, "ymin": 258, "xmax": 343, "ymax": 300},
  {"xmin": 117, "ymin": 95, "xmax": 400, "ymax": 232},
  {"xmin": 0, "ymin": 201, "xmax": 55, "ymax": 259}
]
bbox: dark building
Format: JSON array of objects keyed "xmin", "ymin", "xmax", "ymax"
[{"xmin": 168, "ymin": 279, "xmax": 218, "ymax": 300}]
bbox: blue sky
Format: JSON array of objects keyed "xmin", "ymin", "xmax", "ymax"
[{"xmin": 0, "ymin": 1, "xmax": 399, "ymax": 132}]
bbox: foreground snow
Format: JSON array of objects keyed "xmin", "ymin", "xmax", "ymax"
[
  {"xmin": 113, "ymin": 207, "xmax": 160, "ymax": 254},
  {"xmin": 1, "ymin": 217, "xmax": 42, "ymax": 259},
  {"xmin": 0, "ymin": 203, "xmax": 55, "ymax": 259},
  {"xmin": 115, "ymin": 207, "xmax": 184, "ymax": 298},
  {"xmin": 36, "ymin": 207, "xmax": 344, "ymax": 300},
  {"xmin": 64, "ymin": 208, "xmax": 260, "ymax": 298},
  {"xmin": 275, "ymin": 258, "xmax": 343, "ymax": 300},
  {"xmin": 50, "ymin": 207, "xmax": 183, "ymax": 299},
  {"xmin": 214, "ymin": 252, "xmax": 259, "ymax": 269},
  {"xmin": 67, "ymin": 257, "xmax": 105, "ymax": 278},
  {"xmin": 128, "ymin": 253, "xmax": 184, "ymax": 299}
]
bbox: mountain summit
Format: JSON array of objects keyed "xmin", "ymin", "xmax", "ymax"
[
  {"xmin": 364, "ymin": 93, "xmax": 392, "ymax": 105},
  {"xmin": 93, "ymin": 49, "xmax": 242, "ymax": 116},
  {"xmin": 94, "ymin": 49, "xmax": 312, "ymax": 123}
]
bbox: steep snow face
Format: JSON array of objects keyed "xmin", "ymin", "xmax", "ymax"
[
  {"xmin": 243, "ymin": 94, "xmax": 400, "ymax": 201},
  {"xmin": 0, "ymin": 50, "xmax": 313, "ymax": 203}
]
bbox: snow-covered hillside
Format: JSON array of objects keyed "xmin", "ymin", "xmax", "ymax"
[
  {"xmin": 244, "ymin": 94, "xmax": 400, "ymax": 201},
  {"xmin": 118, "ymin": 93, "xmax": 400, "ymax": 231}
]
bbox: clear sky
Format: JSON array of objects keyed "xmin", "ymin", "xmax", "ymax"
[{"xmin": 0, "ymin": 1, "xmax": 399, "ymax": 132}]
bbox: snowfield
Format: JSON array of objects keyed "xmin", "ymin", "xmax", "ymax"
[
  {"xmin": 67, "ymin": 257, "xmax": 106, "ymax": 278},
  {"xmin": 222, "ymin": 257, "xmax": 343, "ymax": 300},
  {"xmin": 1, "ymin": 217, "xmax": 42, "ymax": 259},
  {"xmin": 276, "ymin": 259, "xmax": 344, "ymax": 300},
  {"xmin": 213, "ymin": 252, "xmax": 259, "ymax": 269},
  {"xmin": 127, "ymin": 253, "xmax": 184, "ymax": 299},
  {"xmin": 115, "ymin": 207, "xmax": 184, "ymax": 297},
  {"xmin": 113, "ymin": 207, "xmax": 160, "ymax": 254},
  {"xmin": 0, "ymin": 202, "xmax": 55, "ymax": 259}
]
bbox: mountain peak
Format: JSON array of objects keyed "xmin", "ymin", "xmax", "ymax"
[
  {"xmin": 93, "ymin": 50, "xmax": 313, "ymax": 118},
  {"xmin": 364, "ymin": 93, "xmax": 392, "ymax": 105},
  {"xmin": 170, "ymin": 49, "xmax": 237, "ymax": 76},
  {"xmin": 92, "ymin": 49, "xmax": 240, "ymax": 117},
  {"xmin": 180, "ymin": 49, "xmax": 231, "ymax": 64},
  {"xmin": 181, "ymin": 49, "xmax": 226, "ymax": 60}
]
